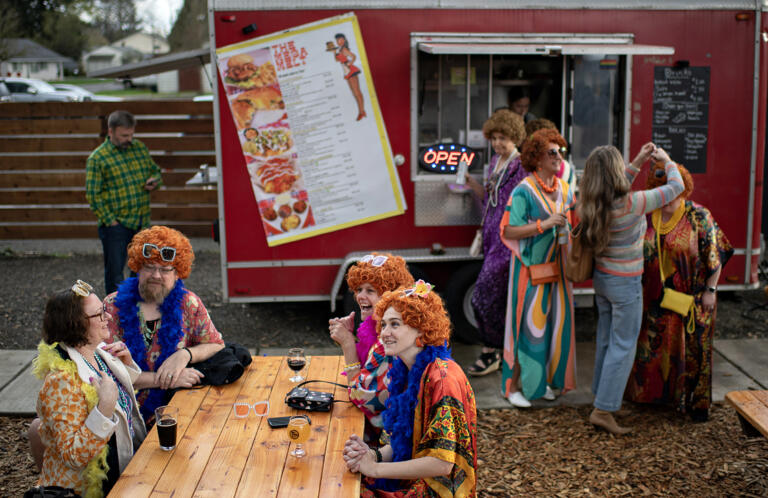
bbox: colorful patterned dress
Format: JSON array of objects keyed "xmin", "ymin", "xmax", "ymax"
[
  {"xmin": 499, "ymin": 176, "xmax": 576, "ymax": 400},
  {"xmin": 625, "ymin": 201, "xmax": 733, "ymax": 414},
  {"xmin": 349, "ymin": 337, "xmax": 392, "ymax": 442},
  {"xmin": 363, "ymin": 359, "xmax": 477, "ymax": 497},
  {"xmin": 470, "ymin": 152, "xmax": 527, "ymax": 348}
]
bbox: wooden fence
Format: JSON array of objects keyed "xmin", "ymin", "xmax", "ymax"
[{"xmin": 0, "ymin": 101, "xmax": 217, "ymax": 239}]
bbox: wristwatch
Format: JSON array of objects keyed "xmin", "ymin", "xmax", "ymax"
[{"xmin": 706, "ymin": 286, "xmax": 717, "ymax": 293}]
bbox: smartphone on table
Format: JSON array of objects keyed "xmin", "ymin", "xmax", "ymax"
[{"xmin": 268, "ymin": 415, "xmax": 310, "ymax": 428}]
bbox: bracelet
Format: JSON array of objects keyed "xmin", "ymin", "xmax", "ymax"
[
  {"xmin": 372, "ymin": 447, "xmax": 383, "ymax": 463},
  {"xmin": 536, "ymin": 220, "xmax": 544, "ymax": 234},
  {"xmin": 183, "ymin": 347, "xmax": 193, "ymax": 364},
  {"xmin": 706, "ymin": 286, "xmax": 717, "ymax": 293},
  {"xmin": 344, "ymin": 361, "xmax": 361, "ymax": 373}
]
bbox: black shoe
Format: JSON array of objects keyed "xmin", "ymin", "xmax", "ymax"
[
  {"xmin": 690, "ymin": 409, "xmax": 709, "ymax": 423},
  {"xmin": 467, "ymin": 351, "xmax": 501, "ymax": 376}
]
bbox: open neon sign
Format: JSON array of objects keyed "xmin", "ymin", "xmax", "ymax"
[{"xmin": 417, "ymin": 143, "xmax": 479, "ymax": 174}]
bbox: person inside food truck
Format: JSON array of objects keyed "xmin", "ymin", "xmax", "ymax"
[
  {"xmin": 508, "ymin": 86, "xmax": 537, "ymax": 123},
  {"xmin": 328, "ymin": 253, "xmax": 414, "ymax": 442}
]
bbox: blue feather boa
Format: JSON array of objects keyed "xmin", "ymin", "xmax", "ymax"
[
  {"xmin": 378, "ymin": 344, "xmax": 452, "ymax": 491},
  {"xmin": 115, "ymin": 277, "xmax": 186, "ymax": 423}
]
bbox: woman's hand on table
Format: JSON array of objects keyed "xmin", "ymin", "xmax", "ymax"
[
  {"xmin": 102, "ymin": 341, "xmax": 133, "ymax": 367},
  {"xmin": 343, "ymin": 434, "xmax": 372, "ymax": 473},
  {"xmin": 156, "ymin": 349, "xmax": 192, "ymax": 389},
  {"xmin": 329, "ymin": 312, "xmax": 356, "ymax": 347},
  {"xmin": 169, "ymin": 367, "xmax": 204, "ymax": 389},
  {"xmin": 92, "ymin": 374, "xmax": 118, "ymax": 418}
]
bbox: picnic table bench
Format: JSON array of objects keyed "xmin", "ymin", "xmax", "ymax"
[
  {"xmin": 108, "ymin": 355, "xmax": 364, "ymax": 497},
  {"xmin": 725, "ymin": 390, "xmax": 768, "ymax": 438}
]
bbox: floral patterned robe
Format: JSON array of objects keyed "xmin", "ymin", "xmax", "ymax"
[{"xmin": 625, "ymin": 201, "xmax": 733, "ymax": 414}]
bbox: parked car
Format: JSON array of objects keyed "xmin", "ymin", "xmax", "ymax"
[
  {"xmin": 4, "ymin": 77, "xmax": 73, "ymax": 102},
  {"xmin": 193, "ymin": 94, "xmax": 213, "ymax": 102},
  {"xmin": 0, "ymin": 80, "xmax": 12, "ymax": 102},
  {"xmin": 120, "ymin": 74, "xmax": 158, "ymax": 91},
  {"xmin": 52, "ymin": 84, "xmax": 123, "ymax": 102}
]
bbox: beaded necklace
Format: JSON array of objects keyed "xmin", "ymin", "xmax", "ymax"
[
  {"xmin": 533, "ymin": 170, "xmax": 557, "ymax": 193},
  {"xmin": 82, "ymin": 353, "xmax": 135, "ymax": 437}
]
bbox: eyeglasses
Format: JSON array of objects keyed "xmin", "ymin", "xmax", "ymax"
[
  {"xmin": 71, "ymin": 279, "xmax": 94, "ymax": 297},
  {"xmin": 360, "ymin": 254, "xmax": 388, "ymax": 267},
  {"xmin": 142, "ymin": 243, "xmax": 176, "ymax": 262},
  {"xmin": 85, "ymin": 303, "xmax": 108, "ymax": 322},
  {"xmin": 546, "ymin": 147, "xmax": 567, "ymax": 158},
  {"xmin": 141, "ymin": 265, "xmax": 175, "ymax": 275},
  {"xmin": 233, "ymin": 400, "xmax": 270, "ymax": 418}
]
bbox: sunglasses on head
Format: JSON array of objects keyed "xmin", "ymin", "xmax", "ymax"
[
  {"xmin": 142, "ymin": 243, "xmax": 176, "ymax": 262},
  {"xmin": 546, "ymin": 147, "xmax": 567, "ymax": 158},
  {"xmin": 71, "ymin": 279, "xmax": 94, "ymax": 297},
  {"xmin": 359, "ymin": 254, "xmax": 388, "ymax": 267}
]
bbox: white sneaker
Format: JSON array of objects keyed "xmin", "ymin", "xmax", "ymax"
[
  {"xmin": 543, "ymin": 385, "xmax": 557, "ymax": 401},
  {"xmin": 507, "ymin": 391, "xmax": 531, "ymax": 408}
]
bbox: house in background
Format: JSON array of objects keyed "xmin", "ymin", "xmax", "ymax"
[
  {"xmin": 0, "ymin": 39, "xmax": 76, "ymax": 79},
  {"xmin": 82, "ymin": 45, "xmax": 143, "ymax": 74},
  {"xmin": 112, "ymin": 33, "xmax": 169, "ymax": 57}
]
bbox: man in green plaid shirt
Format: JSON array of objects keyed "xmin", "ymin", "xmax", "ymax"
[{"xmin": 86, "ymin": 110, "xmax": 163, "ymax": 294}]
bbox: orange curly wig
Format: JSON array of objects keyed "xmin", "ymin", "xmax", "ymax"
[
  {"xmin": 127, "ymin": 226, "xmax": 194, "ymax": 279},
  {"xmin": 646, "ymin": 160, "xmax": 694, "ymax": 199},
  {"xmin": 374, "ymin": 287, "xmax": 452, "ymax": 346},
  {"xmin": 520, "ymin": 128, "xmax": 567, "ymax": 173},
  {"xmin": 346, "ymin": 253, "xmax": 414, "ymax": 296}
]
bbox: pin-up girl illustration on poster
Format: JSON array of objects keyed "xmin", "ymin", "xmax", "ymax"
[{"xmin": 328, "ymin": 33, "xmax": 366, "ymax": 121}]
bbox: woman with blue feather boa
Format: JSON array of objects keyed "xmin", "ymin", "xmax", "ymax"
[{"xmin": 343, "ymin": 280, "xmax": 478, "ymax": 497}]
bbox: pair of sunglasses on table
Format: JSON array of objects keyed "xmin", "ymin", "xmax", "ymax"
[{"xmin": 233, "ymin": 400, "xmax": 270, "ymax": 418}]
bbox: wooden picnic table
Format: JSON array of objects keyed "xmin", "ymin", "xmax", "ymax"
[{"xmin": 108, "ymin": 355, "xmax": 364, "ymax": 497}]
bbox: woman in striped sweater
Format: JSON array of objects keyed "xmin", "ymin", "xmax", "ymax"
[{"xmin": 578, "ymin": 143, "xmax": 683, "ymax": 435}]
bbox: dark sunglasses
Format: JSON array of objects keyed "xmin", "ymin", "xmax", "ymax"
[
  {"xmin": 142, "ymin": 243, "xmax": 176, "ymax": 262},
  {"xmin": 546, "ymin": 147, "xmax": 567, "ymax": 158}
]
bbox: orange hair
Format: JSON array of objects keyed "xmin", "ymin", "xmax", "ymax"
[
  {"xmin": 346, "ymin": 253, "xmax": 414, "ymax": 296},
  {"xmin": 520, "ymin": 128, "xmax": 566, "ymax": 173},
  {"xmin": 374, "ymin": 287, "xmax": 452, "ymax": 346},
  {"xmin": 127, "ymin": 226, "xmax": 194, "ymax": 279},
  {"xmin": 646, "ymin": 160, "xmax": 694, "ymax": 199}
]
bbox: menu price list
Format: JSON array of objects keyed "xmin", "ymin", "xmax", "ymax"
[{"xmin": 651, "ymin": 66, "xmax": 710, "ymax": 173}]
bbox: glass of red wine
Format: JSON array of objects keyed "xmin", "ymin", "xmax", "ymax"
[{"xmin": 287, "ymin": 347, "xmax": 307, "ymax": 382}]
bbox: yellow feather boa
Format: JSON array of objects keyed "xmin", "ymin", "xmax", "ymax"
[{"xmin": 34, "ymin": 341, "xmax": 110, "ymax": 498}]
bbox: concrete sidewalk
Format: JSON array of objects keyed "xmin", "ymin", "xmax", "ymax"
[{"xmin": 1, "ymin": 340, "xmax": 765, "ymax": 416}]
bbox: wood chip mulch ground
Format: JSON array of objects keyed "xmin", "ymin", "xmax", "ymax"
[{"xmin": 2, "ymin": 403, "xmax": 766, "ymax": 497}]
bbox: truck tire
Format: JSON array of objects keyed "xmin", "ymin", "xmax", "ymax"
[{"xmin": 445, "ymin": 262, "xmax": 482, "ymax": 344}]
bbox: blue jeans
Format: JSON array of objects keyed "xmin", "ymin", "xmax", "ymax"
[
  {"xmin": 591, "ymin": 269, "xmax": 642, "ymax": 412},
  {"xmin": 98, "ymin": 223, "xmax": 137, "ymax": 295}
]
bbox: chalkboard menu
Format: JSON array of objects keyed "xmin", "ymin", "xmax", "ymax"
[{"xmin": 651, "ymin": 66, "xmax": 710, "ymax": 173}]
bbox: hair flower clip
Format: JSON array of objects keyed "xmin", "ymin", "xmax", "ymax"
[{"xmin": 403, "ymin": 279, "xmax": 433, "ymax": 298}]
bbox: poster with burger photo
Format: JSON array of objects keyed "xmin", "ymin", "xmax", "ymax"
[{"xmin": 222, "ymin": 52, "xmax": 278, "ymax": 91}]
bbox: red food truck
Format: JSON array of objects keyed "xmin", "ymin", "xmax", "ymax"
[{"xmin": 207, "ymin": 0, "xmax": 767, "ymax": 342}]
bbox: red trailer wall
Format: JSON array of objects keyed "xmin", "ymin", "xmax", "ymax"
[{"xmin": 214, "ymin": 8, "xmax": 764, "ymax": 297}]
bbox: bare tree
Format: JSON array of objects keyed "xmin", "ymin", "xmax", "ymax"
[{"xmin": 91, "ymin": 0, "xmax": 142, "ymax": 43}]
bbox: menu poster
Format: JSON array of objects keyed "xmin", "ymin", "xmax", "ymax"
[{"xmin": 216, "ymin": 13, "xmax": 405, "ymax": 246}]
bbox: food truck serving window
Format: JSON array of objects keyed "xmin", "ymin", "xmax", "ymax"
[{"xmin": 410, "ymin": 34, "xmax": 674, "ymax": 182}]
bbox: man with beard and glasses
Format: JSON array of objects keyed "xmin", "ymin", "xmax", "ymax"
[
  {"xmin": 86, "ymin": 110, "xmax": 163, "ymax": 295},
  {"xmin": 104, "ymin": 226, "xmax": 224, "ymax": 423}
]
